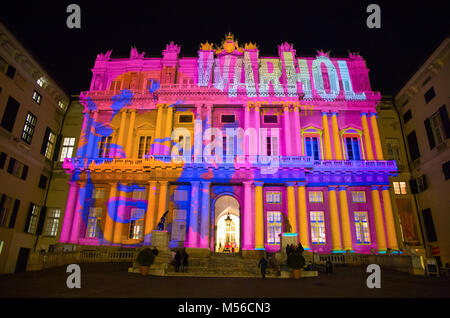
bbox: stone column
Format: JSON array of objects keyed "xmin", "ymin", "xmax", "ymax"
[
  {"xmin": 371, "ymin": 186, "xmax": 387, "ymax": 252},
  {"xmin": 153, "ymin": 104, "xmax": 164, "ymax": 155},
  {"xmin": 328, "ymin": 186, "xmax": 343, "ymax": 252},
  {"xmin": 283, "ymin": 104, "xmax": 292, "ymax": 156},
  {"xmin": 103, "ymin": 182, "xmax": 117, "ymax": 243},
  {"xmin": 297, "ymin": 182, "xmax": 309, "ymax": 249},
  {"xmin": 115, "ymin": 109, "xmax": 128, "ymax": 157},
  {"xmin": 186, "ymin": 181, "xmax": 200, "ymax": 248},
  {"xmin": 286, "ymin": 182, "xmax": 297, "ymax": 233},
  {"xmin": 331, "ymin": 112, "xmax": 343, "ymax": 160},
  {"xmin": 370, "ymin": 113, "xmax": 384, "ymax": 160},
  {"xmin": 199, "ymin": 182, "xmax": 211, "ymax": 248},
  {"xmin": 78, "ymin": 109, "xmax": 92, "ymax": 157},
  {"xmin": 125, "ymin": 109, "xmax": 136, "ymax": 158},
  {"xmin": 162, "ymin": 105, "xmax": 174, "ymax": 155},
  {"xmin": 322, "ymin": 112, "xmax": 333, "ymax": 160},
  {"xmin": 293, "ymin": 104, "xmax": 302, "ymax": 156},
  {"xmin": 194, "ymin": 105, "xmax": 203, "ymax": 163},
  {"xmin": 244, "ymin": 104, "xmax": 251, "ymax": 157},
  {"xmin": 361, "ymin": 112, "xmax": 374, "ymax": 160},
  {"xmin": 69, "ymin": 182, "xmax": 86, "ymax": 244},
  {"xmin": 254, "ymin": 181, "xmax": 265, "ymax": 250},
  {"xmin": 144, "ymin": 180, "xmax": 157, "ymax": 244},
  {"xmin": 338, "ymin": 186, "xmax": 352, "ymax": 251},
  {"xmin": 242, "ymin": 181, "xmax": 254, "ymax": 250},
  {"xmin": 113, "ymin": 182, "xmax": 127, "ymax": 244},
  {"xmin": 381, "ymin": 186, "xmax": 399, "ymax": 250},
  {"xmin": 156, "ymin": 181, "xmax": 169, "ymax": 225},
  {"xmin": 86, "ymin": 110, "xmax": 99, "ymax": 158},
  {"xmin": 254, "ymin": 103, "xmax": 261, "ymax": 156},
  {"xmin": 60, "ymin": 181, "xmax": 79, "ymax": 242}
]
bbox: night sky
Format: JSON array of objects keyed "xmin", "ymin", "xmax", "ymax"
[{"xmin": 1, "ymin": 0, "xmax": 448, "ymax": 97}]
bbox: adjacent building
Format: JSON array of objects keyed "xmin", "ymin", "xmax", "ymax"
[{"xmin": 394, "ymin": 37, "xmax": 450, "ymax": 267}]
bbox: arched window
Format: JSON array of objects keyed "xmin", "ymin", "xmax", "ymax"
[
  {"xmin": 340, "ymin": 128, "xmax": 365, "ymax": 160},
  {"xmin": 301, "ymin": 126, "xmax": 323, "ymax": 160}
]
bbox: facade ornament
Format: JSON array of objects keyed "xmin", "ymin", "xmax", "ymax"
[
  {"xmin": 163, "ymin": 41, "xmax": 181, "ymax": 55},
  {"xmin": 96, "ymin": 50, "xmax": 112, "ymax": 61},
  {"xmin": 130, "ymin": 46, "xmax": 145, "ymax": 59}
]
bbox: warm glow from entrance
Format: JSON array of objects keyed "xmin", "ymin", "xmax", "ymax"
[{"xmin": 216, "ymin": 212, "xmax": 240, "ymax": 253}]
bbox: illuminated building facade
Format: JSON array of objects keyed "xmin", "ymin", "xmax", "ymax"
[{"xmin": 60, "ymin": 34, "xmax": 400, "ymax": 255}]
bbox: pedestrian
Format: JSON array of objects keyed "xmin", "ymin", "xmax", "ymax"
[
  {"xmin": 258, "ymin": 255, "xmax": 268, "ymax": 279},
  {"xmin": 297, "ymin": 242, "xmax": 304, "ymax": 254},
  {"xmin": 182, "ymin": 250, "xmax": 189, "ymax": 272},
  {"xmin": 174, "ymin": 250, "xmax": 181, "ymax": 272},
  {"xmin": 325, "ymin": 259, "xmax": 333, "ymax": 273}
]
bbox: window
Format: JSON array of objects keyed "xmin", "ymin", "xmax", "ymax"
[
  {"xmin": 137, "ymin": 136, "xmax": 152, "ymax": 159},
  {"xmin": 266, "ymin": 192, "xmax": 281, "ymax": 204},
  {"xmin": 403, "ymin": 110, "xmax": 412, "ymax": 123},
  {"xmin": 310, "ymin": 211, "xmax": 326, "ymax": 244},
  {"xmin": 92, "ymin": 188, "xmax": 106, "ymax": 199},
  {"xmin": 0, "ymin": 152, "xmax": 7, "ymax": 170},
  {"xmin": 386, "ymin": 138, "xmax": 402, "ymax": 163},
  {"xmin": 417, "ymin": 175, "xmax": 427, "ymax": 192},
  {"xmin": 36, "ymin": 78, "xmax": 45, "ymax": 87},
  {"xmin": 424, "ymin": 87, "xmax": 435, "ymax": 104},
  {"xmin": 345, "ymin": 137, "xmax": 361, "ymax": 160},
  {"xmin": 443, "ymin": 161, "xmax": 450, "ymax": 180},
  {"xmin": 58, "ymin": 101, "xmax": 66, "ymax": 110},
  {"xmin": 393, "ymin": 181, "xmax": 407, "ymax": 194},
  {"xmin": 26, "ymin": 204, "xmax": 40, "ymax": 234},
  {"xmin": 7, "ymin": 158, "xmax": 28, "ymax": 180},
  {"xmin": 430, "ymin": 112, "xmax": 445, "ymax": 145},
  {"xmin": 38, "ymin": 175, "xmax": 48, "ymax": 190},
  {"xmin": 351, "ymin": 191, "xmax": 366, "ymax": 202},
  {"xmin": 266, "ymin": 136, "xmax": 279, "ymax": 156},
  {"xmin": 305, "ymin": 137, "xmax": 320, "ymax": 160},
  {"xmin": 221, "ymin": 115, "xmax": 235, "ymax": 123},
  {"xmin": 21, "ymin": 112, "xmax": 37, "ymax": 144},
  {"xmin": 43, "ymin": 130, "xmax": 56, "ymax": 160},
  {"xmin": 32, "ymin": 91, "xmax": 42, "ymax": 104},
  {"xmin": 309, "ymin": 191, "xmax": 323, "ymax": 203},
  {"xmin": 98, "ymin": 136, "xmax": 112, "ymax": 158},
  {"xmin": 86, "ymin": 207, "xmax": 102, "ymax": 238},
  {"xmin": 406, "ymin": 131, "xmax": 421, "ymax": 161},
  {"xmin": 354, "ymin": 211, "xmax": 371, "ymax": 244},
  {"xmin": 129, "ymin": 208, "xmax": 144, "ymax": 239},
  {"xmin": 0, "ymin": 195, "xmax": 14, "ymax": 227},
  {"xmin": 264, "ymin": 115, "xmax": 278, "ymax": 123},
  {"xmin": 267, "ymin": 211, "xmax": 282, "ymax": 245},
  {"xmin": 422, "ymin": 208, "xmax": 437, "ymax": 242},
  {"xmin": 43, "ymin": 208, "xmax": 60, "ymax": 237},
  {"xmin": 171, "ymin": 209, "xmax": 187, "ymax": 241},
  {"xmin": 0, "ymin": 56, "xmax": 16, "ymax": 79},
  {"xmin": 1, "ymin": 96, "xmax": 20, "ymax": 132},
  {"xmin": 110, "ymin": 80, "xmax": 121, "ymax": 91},
  {"xmin": 179, "ymin": 115, "xmax": 193, "ymax": 123},
  {"xmin": 174, "ymin": 190, "xmax": 188, "ymax": 201},
  {"xmin": 132, "ymin": 188, "xmax": 147, "ymax": 201},
  {"xmin": 59, "ymin": 137, "xmax": 75, "ymax": 161}
]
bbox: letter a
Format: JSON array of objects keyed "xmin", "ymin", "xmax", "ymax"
[
  {"xmin": 66, "ymin": 4, "xmax": 81, "ymax": 29},
  {"xmin": 366, "ymin": 264, "xmax": 381, "ymax": 288},
  {"xmin": 366, "ymin": 4, "xmax": 381, "ymax": 29},
  {"xmin": 66, "ymin": 264, "xmax": 81, "ymax": 288}
]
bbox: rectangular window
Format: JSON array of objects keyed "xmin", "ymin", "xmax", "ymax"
[
  {"xmin": 32, "ymin": 91, "xmax": 42, "ymax": 104},
  {"xmin": 264, "ymin": 115, "xmax": 278, "ymax": 123},
  {"xmin": 129, "ymin": 208, "xmax": 145, "ymax": 239},
  {"xmin": 406, "ymin": 131, "xmax": 421, "ymax": 161},
  {"xmin": 137, "ymin": 136, "xmax": 152, "ymax": 159},
  {"xmin": 38, "ymin": 175, "xmax": 48, "ymax": 190},
  {"xmin": 354, "ymin": 211, "xmax": 371, "ymax": 244},
  {"xmin": 221, "ymin": 115, "xmax": 235, "ymax": 123},
  {"xmin": 171, "ymin": 209, "xmax": 187, "ymax": 241},
  {"xmin": 174, "ymin": 190, "xmax": 188, "ymax": 201},
  {"xmin": 132, "ymin": 188, "xmax": 147, "ymax": 201},
  {"xmin": 431, "ymin": 111, "xmax": 445, "ymax": 146},
  {"xmin": 266, "ymin": 136, "xmax": 279, "ymax": 156},
  {"xmin": 310, "ymin": 211, "xmax": 326, "ymax": 244},
  {"xmin": 345, "ymin": 137, "xmax": 361, "ymax": 160},
  {"xmin": 443, "ymin": 161, "xmax": 450, "ymax": 180},
  {"xmin": 98, "ymin": 136, "xmax": 112, "ymax": 158},
  {"xmin": 86, "ymin": 208, "xmax": 102, "ymax": 238},
  {"xmin": 1, "ymin": 96, "xmax": 20, "ymax": 133},
  {"xmin": 424, "ymin": 87, "xmax": 435, "ymax": 104},
  {"xmin": 386, "ymin": 138, "xmax": 402, "ymax": 163},
  {"xmin": 44, "ymin": 130, "xmax": 56, "ymax": 160},
  {"xmin": 37, "ymin": 78, "xmax": 45, "ymax": 87},
  {"xmin": 351, "ymin": 191, "xmax": 366, "ymax": 203},
  {"xmin": 21, "ymin": 112, "xmax": 37, "ymax": 144},
  {"xmin": 43, "ymin": 208, "xmax": 60, "ymax": 237},
  {"xmin": 92, "ymin": 188, "xmax": 106, "ymax": 200},
  {"xmin": 267, "ymin": 211, "xmax": 282, "ymax": 245},
  {"xmin": 7, "ymin": 157, "xmax": 28, "ymax": 180},
  {"xmin": 110, "ymin": 80, "xmax": 121, "ymax": 91},
  {"xmin": 27, "ymin": 204, "xmax": 40, "ymax": 234},
  {"xmin": 0, "ymin": 195, "xmax": 14, "ymax": 227},
  {"xmin": 1, "ymin": 57, "xmax": 16, "ymax": 79},
  {"xmin": 305, "ymin": 137, "xmax": 320, "ymax": 160},
  {"xmin": 59, "ymin": 137, "xmax": 76, "ymax": 161},
  {"xmin": 403, "ymin": 110, "xmax": 412, "ymax": 123},
  {"xmin": 308, "ymin": 191, "xmax": 323, "ymax": 203},
  {"xmin": 0, "ymin": 152, "xmax": 6, "ymax": 169},
  {"xmin": 422, "ymin": 208, "xmax": 437, "ymax": 242},
  {"xmin": 266, "ymin": 191, "xmax": 282, "ymax": 204},
  {"xmin": 179, "ymin": 115, "xmax": 193, "ymax": 123},
  {"xmin": 393, "ymin": 181, "xmax": 407, "ymax": 195}
]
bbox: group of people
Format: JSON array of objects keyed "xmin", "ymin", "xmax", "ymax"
[
  {"xmin": 286, "ymin": 243, "xmax": 304, "ymax": 255},
  {"xmin": 173, "ymin": 249, "xmax": 189, "ymax": 272}
]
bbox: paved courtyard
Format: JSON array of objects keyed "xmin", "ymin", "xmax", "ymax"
[{"xmin": 0, "ymin": 262, "xmax": 449, "ymax": 298}]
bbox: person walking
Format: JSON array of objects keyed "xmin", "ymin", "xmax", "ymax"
[
  {"xmin": 174, "ymin": 250, "xmax": 181, "ymax": 272},
  {"xmin": 258, "ymin": 256, "xmax": 268, "ymax": 279},
  {"xmin": 181, "ymin": 250, "xmax": 189, "ymax": 272}
]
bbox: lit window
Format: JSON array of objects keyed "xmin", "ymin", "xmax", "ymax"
[
  {"xmin": 138, "ymin": 136, "xmax": 152, "ymax": 158},
  {"xmin": 354, "ymin": 211, "xmax": 371, "ymax": 244},
  {"xmin": 98, "ymin": 136, "xmax": 112, "ymax": 158},
  {"xmin": 267, "ymin": 211, "xmax": 282, "ymax": 245},
  {"xmin": 92, "ymin": 188, "xmax": 105, "ymax": 199},
  {"xmin": 58, "ymin": 101, "xmax": 66, "ymax": 110},
  {"xmin": 32, "ymin": 91, "xmax": 42, "ymax": 104},
  {"xmin": 310, "ymin": 211, "xmax": 326, "ymax": 244},
  {"xmin": 44, "ymin": 208, "xmax": 60, "ymax": 237},
  {"xmin": 129, "ymin": 208, "xmax": 145, "ymax": 239},
  {"xmin": 304, "ymin": 136, "xmax": 320, "ymax": 160},
  {"xmin": 266, "ymin": 191, "xmax": 281, "ymax": 204},
  {"xmin": 393, "ymin": 182, "xmax": 407, "ymax": 194},
  {"xmin": 21, "ymin": 112, "xmax": 37, "ymax": 144},
  {"xmin": 351, "ymin": 191, "xmax": 366, "ymax": 203},
  {"xmin": 309, "ymin": 191, "xmax": 323, "ymax": 203},
  {"xmin": 171, "ymin": 209, "xmax": 187, "ymax": 241},
  {"xmin": 266, "ymin": 136, "xmax": 279, "ymax": 156},
  {"xmin": 44, "ymin": 131, "xmax": 56, "ymax": 160},
  {"xmin": 27, "ymin": 204, "xmax": 40, "ymax": 234},
  {"xmin": 132, "ymin": 188, "xmax": 146, "ymax": 200},
  {"xmin": 86, "ymin": 207, "xmax": 102, "ymax": 238},
  {"xmin": 36, "ymin": 78, "xmax": 44, "ymax": 87},
  {"xmin": 59, "ymin": 137, "xmax": 75, "ymax": 161},
  {"xmin": 110, "ymin": 80, "xmax": 122, "ymax": 91}
]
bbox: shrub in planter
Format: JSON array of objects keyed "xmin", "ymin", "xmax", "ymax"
[
  {"xmin": 287, "ymin": 251, "xmax": 306, "ymax": 279},
  {"xmin": 136, "ymin": 248, "xmax": 156, "ymax": 275}
]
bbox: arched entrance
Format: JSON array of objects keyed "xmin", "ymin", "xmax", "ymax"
[{"xmin": 214, "ymin": 195, "xmax": 240, "ymax": 253}]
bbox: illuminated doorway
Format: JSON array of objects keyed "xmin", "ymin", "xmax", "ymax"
[{"xmin": 214, "ymin": 195, "xmax": 240, "ymax": 253}]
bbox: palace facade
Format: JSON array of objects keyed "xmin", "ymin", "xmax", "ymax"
[{"xmin": 60, "ymin": 34, "xmax": 400, "ymax": 255}]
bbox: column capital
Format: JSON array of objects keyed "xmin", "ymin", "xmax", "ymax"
[
  {"xmin": 369, "ymin": 112, "xmax": 377, "ymax": 118},
  {"xmin": 243, "ymin": 181, "xmax": 253, "ymax": 187},
  {"xmin": 337, "ymin": 185, "xmax": 347, "ymax": 191},
  {"xmin": 285, "ymin": 181, "xmax": 296, "ymax": 187},
  {"xmin": 321, "ymin": 111, "xmax": 329, "ymax": 116},
  {"xmin": 128, "ymin": 108, "xmax": 137, "ymax": 113},
  {"xmin": 190, "ymin": 181, "xmax": 200, "ymax": 186},
  {"xmin": 148, "ymin": 180, "xmax": 157, "ymax": 185},
  {"xmin": 201, "ymin": 181, "xmax": 211, "ymax": 187},
  {"xmin": 108, "ymin": 181, "xmax": 118, "ymax": 187},
  {"xmin": 330, "ymin": 111, "xmax": 339, "ymax": 117},
  {"xmin": 370, "ymin": 185, "xmax": 380, "ymax": 191},
  {"xmin": 360, "ymin": 112, "xmax": 368, "ymax": 117},
  {"xmin": 297, "ymin": 181, "xmax": 307, "ymax": 187},
  {"xmin": 381, "ymin": 185, "xmax": 390, "ymax": 191},
  {"xmin": 328, "ymin": 186, "xmax": 337, "ymax": 191},
  {"xmin": 254, "ymin": 181, "xmax": 264, "ymax": 187},
  {"xmin": 158, "ymin": 180, "xmax": 169, "ymax": 186}
]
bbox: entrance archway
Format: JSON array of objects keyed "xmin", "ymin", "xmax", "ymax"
[{"xmin": 214, "ymin": 195, "xmax": 240, "ymax": 253}]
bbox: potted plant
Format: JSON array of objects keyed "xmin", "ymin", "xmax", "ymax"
[
  {"xmin": 287, "ymin": 251, "xmax": 306, "ymax": 279},
  {"xmin": 136, "ymin": 248, "xmax": 156, "ymax": 276}
]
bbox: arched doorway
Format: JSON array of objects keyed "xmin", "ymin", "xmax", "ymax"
[{"xmin": 214, "ymin": 195, "xmax": 240, "ymax": 253}]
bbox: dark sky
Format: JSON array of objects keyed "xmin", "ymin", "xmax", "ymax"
[{"xmin": 1, "ymin": 0, "xmax": 448, "ymax": 96}]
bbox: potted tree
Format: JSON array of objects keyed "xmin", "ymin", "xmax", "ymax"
[
  {"xmin": 136, "ymin": 248, "xmax": 156, "ymax": 276},
  {"xmin": 287, "ymin": 251, "xmax": 306, "ymax": 279}
]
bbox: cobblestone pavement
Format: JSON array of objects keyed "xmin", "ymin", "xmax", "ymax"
[{"xmin": 0, "ymin": 262, "xmax": 449, "ymax": 298}]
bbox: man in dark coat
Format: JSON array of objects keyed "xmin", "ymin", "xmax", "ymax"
[
  {"xmin": 258, "ymin": 256, "xmax": 268, "ymax": 279},
  {"xmin": 174, "ymin": 250, "xmax": 181, "ymax": 272},
  {"xmin": 181, "ymin": 250, "xmax": 189, "ymax": 272}
]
